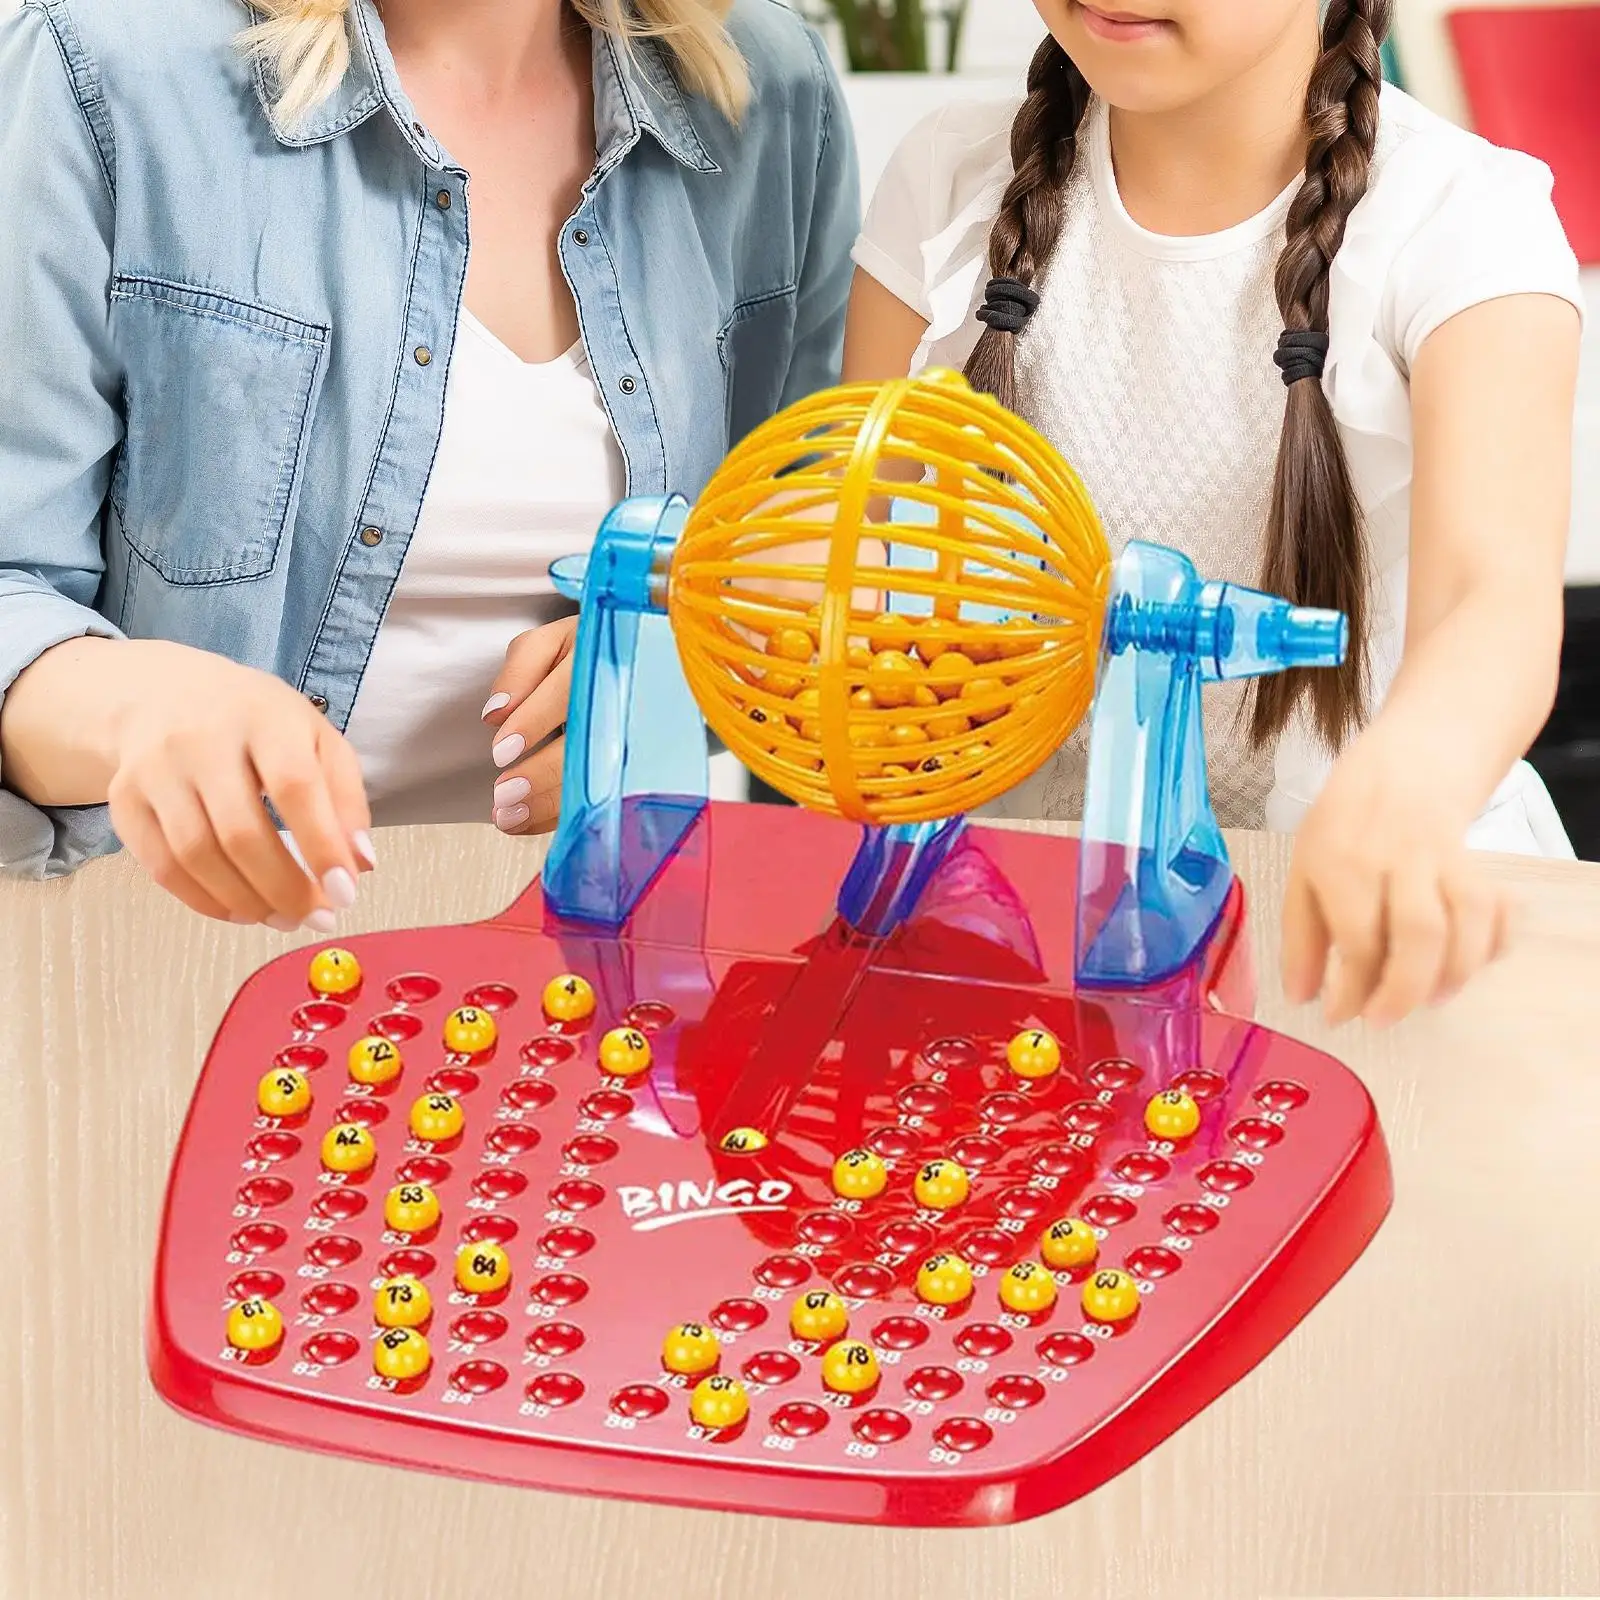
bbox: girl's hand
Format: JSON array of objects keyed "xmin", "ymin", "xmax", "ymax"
[
  {"xmin": 1281, "ymin": 735, "xmax": 1511, "ymax": 1027},
  {"xmin": 104, "ymin": 641, "xmax": 372, "ymax": 929},
  {"xmin": 481, "ymin": 615, "xmax": 579, "ymax": 835}
]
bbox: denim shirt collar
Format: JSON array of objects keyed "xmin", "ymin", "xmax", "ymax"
[{"xmin": 249, "ymin": 0, "xmax": 719, "ymax": 174}]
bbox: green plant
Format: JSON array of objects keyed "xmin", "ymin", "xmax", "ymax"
[{"xmin": 809, "ymin": 0, "xmax": 969, "ymax": 72}]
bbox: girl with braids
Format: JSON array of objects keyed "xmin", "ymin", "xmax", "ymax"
[
  {"xmin": 0, "ymin": 0, "xmax": 856, "ymax": 925},
  {"xmin": 846, "ymin": 0, "xmax": 1584, "ymax": 1026}
]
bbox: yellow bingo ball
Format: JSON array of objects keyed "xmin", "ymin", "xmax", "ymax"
[
  {"xmin": 409, "ymin": 1093, "xmax": 464, "ymax": 1143},
  {"xmin": 998, "ymin": 1260, "xmax": 1059, "ymax": 1314},
  {"xmin": 1082, "ymin": 1268, "xmax": 1141, "ymax": 1323},
  {"xmin": 789, "ymin": 1290, "xmax": 850, "ymax": 1342},
  {"xmin": 348, "ymin": 1034, "xmax": 403, "ymax": 1087},
  {"xmin": 308, "ymin": 947, "xmax": 361, "ymax": 997},
  {"xmin": 374, "ymin": 1275, "xmax": 432, "ymax": 1329},
  {"xmin": 913, "ymin": 1159, "xmax": 970, "ymax": 1211},
  {"xmin": 542, "ymin": 973, "xmax": 596, "ymax": 1022},
  {"xmin": 831, "ymin": 1147, "xmax": 888, "ymax": 1200},
  {"xmin": 320, "ymin": 1121, "xmax": 377, "ymax": 1174},
  {"xmin": 719, "ymin": 1127, "xmax": 769, "ymax": 1154},
  {"xmin": 257, "ymin": 1068, "xmax": 311, "ymax": 1119},
  {"xmin": 384, "ymin": 1182, "xmax": 440, "ymax": 1235},
  {"xmin": 690, "ymin": 1374, "xmax": 749, "ymax": 1429},
  {"xmin": 443, "ymin": 1006, "xmax": 497, "ymax": 1055},
  {"xmin": 598, "ymin": 1027, "xmax": 652, "ymax": 1078},
  {"xmin": 1007, "ymin": 1028, "xmax": 1062, "ymax": 1080},
  {"xmin": 1145, "ymin": 1089, "xmax": 1201, "ymax": 1141},
  {"xmin": 373, "ymin": 1326, "xmax": 431, "ymax": 1381},
  {"xmin": 662, "ymin": 1322, "xmax": 721, "ymax": 1376},
  {"xmin": 915, "ymin": 1253, "xmax": 974, "ymax": 1306},
  {"xmin": 1041, "ymin": 1217, "xmax": 1099, "ymax": 1270},
  {"xmin": 455, "ymin": 1242, "xmax": 511, "ymax": 1295},
  {"xmin": 226, "ymin": 1297, "xmax": 284, "ymax": 1352},
  {"xmin": 821, "ymin": 1340, "xmax": 880, "ymax": 1395}
]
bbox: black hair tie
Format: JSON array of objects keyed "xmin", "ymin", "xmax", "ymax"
[
  {"xmin": 1274, "ymin": 329, "xmax": 1330, "ymax": 387},
  {"xmin": 977, "ymin": 276, "xmax": 1040, "ymax": 335}
]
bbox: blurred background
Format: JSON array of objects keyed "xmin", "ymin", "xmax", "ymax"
[{"xmin": 2, "ymin": 0, "xmax": 1595, "ymax": 851}]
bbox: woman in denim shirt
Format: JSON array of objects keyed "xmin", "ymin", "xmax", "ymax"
[{"xmin": 0, "ymin": 0, "xmax": 857, "ymax": 929}]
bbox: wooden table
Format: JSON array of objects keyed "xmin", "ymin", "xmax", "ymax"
[{"xmin": 3, "ymin": 823, "xmax": 1597, "ymax": 1600}]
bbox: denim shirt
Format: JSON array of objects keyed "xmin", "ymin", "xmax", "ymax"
[{"xmin": 0, "ymin": 0, "xmax": 859, "ymax": 876}]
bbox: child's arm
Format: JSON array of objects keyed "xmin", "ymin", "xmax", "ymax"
[{"xmin": 1283, "ymin": 291, "xmax": 1582, "ymax": 1026}]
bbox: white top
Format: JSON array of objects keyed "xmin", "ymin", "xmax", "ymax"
[
  {"xmin": 852, "ymin": 85, "xmax": 1585, "ymax": 848},
  {"xmin": 344, "ymin": 312, "xmax": 626, "ymax": 825}
]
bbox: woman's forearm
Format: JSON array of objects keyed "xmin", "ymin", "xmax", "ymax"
[
  {"xmin": 1359, "ymin": 580, "xmax": 1562, "ymax": 820},
  {"xmin": 0, "ymin": 635, "xmax": 150, "ymax": 807}
]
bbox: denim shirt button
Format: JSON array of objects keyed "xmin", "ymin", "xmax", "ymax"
[
  {"xmin": 307, "ymin": 694, "xmax": 329, "ymax": 712},
  {"xmin": 572, "ymin": 227, "xmax": 589, "ymax": 245},
  {"xmin": 359, "ymin": 527, "xmax": 383, "ymax": 548},
  {"xmin": 435, "ymin": 190, "xmax": 451, "ymax": 210},
  {"xmin": 414, "ymin": 346, "xmax": 433, "ymax": 367},
  {"xmin": 619, "ymin": 375, "xmax": 636, "ymax": 394}
]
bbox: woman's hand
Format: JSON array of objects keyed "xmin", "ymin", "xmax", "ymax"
[
  {"xmin": 1281, "ymin": 731, "xmax": 1511, "ymax": 1027},
  {"xmin": 99, "ymin": 640, "xmax": 372, "ymax": 928},
  {"xmin": 481, "ymin": 616, "xmax": 579, "ymax": 834}
]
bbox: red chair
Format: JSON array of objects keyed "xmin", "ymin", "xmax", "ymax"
[{"xmin": 1449, "ymin": 5, "xmax": 1600, "ymax": 263}]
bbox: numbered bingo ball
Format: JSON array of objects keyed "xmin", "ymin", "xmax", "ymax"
[
  {"xmin": 1040, "ymin": 1216, "xmax": 1098, "ymax": 1270},
  {"xmin": 662, "ymin": 1322, "xmax": 721, "ymax": 1376},
  {"xmin": 409, "ymin": 1093, "xmax": 464, "ymax": 1143},
  {"xmin": 832, "ymin": 1147, "xmax": 888, "ymax": 1200},
  {"xmin": 257, "ymin": 1068, "xmax": 311, "ymax": 1119},
  {"xmin": 374, "ymin": 1275, "xmax": 432, "ymax": 1329},
  {"xmin": 542, "ymin": 973, "xmax": 596, "ymax": 1022},
  {"xmin": 373, "ymin": 1326, "xmax": 431, "ymax": 1381},
  {"xmin": 1082, "ymin": 1268, "xmax": 1141, "ymax": 1324},
  {"xmin": 998, "ymin": 1260, "xmax": 1058, "ymax": 1313},
  {"xmin": 384, "ymin": 1182, "xmax": 440, "ymax": 1235},
  {"xmin": 226, "ymin": 1297, "xmax": 284, "ymax": 1352},
  {"xmin": 719, "ymin": 1127, "xmax": 768, "ymax": 1154},
  {"xmin": 1145, "ymin": 1089, "xmax": 1200, "ymax": 1140},
  {"xmin": 348, "ymin": 1034, "xmax": 403, "ymax": 1086},
  {"xmin": 320, "ymin": 1122, "xmax": 376, "ymax": 1174},
  {"xmin": 1006, "ymin": 1027, "xmax": 1061, "ymax": 1080},
  {"xmin": 821, "ymin": 1339, "xmax": 880, "ymax": 1395},
  {"xmin": 690, "ymin": 1374, "xmax": 749, "ymax": 1430},
  {"xmin": 308, "ymin": 947, "xmax": 361, "ymax": 997},
  {"xmin": 456, "ymin": 1242, "xmax": 511, "ymax": 1295},
  {"xmin": 790, "ymin": 1290, "xmax": 849, "ymax": 1342},
  {"xmin": 913, "ymin": 1158, "xmax": 970, "ymax": 1211},
  {"xmin": 443, "ymin": 1006, "xmax": 497, "ymax": 1055},
  {"xmin": 597, "ymin": 1027, "xmax": 652, "ymax": 1078},
  {"xmin": 915, "ymin": 1253, "xmax": 974, "ymax": 1306}
]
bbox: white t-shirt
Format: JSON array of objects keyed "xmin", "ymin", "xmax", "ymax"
[
  {"xmin": 852, "ymin": 85, "xmax": 1585, "ymax": 852},
  {"xmin": 344, "ymin": 312, "xmax": 626, "ymax": 824}
]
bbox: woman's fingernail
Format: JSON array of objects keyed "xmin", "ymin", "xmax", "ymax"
[
  {"xmin": 305, "ymin": 908, "xmax": 338, "ymax": 934},
  {"xmin": 494, "ymin": 804, "xmax": 530, "ymax": 832},
  {"xmin": 493, "ymin": 733, "xmax": 525, "ymax": 768},
  {"xmin": 482, "ymin": 692, "xmax": 511, "ymax": 720},
  {"xmin": 266, "ymin": 914, "xmax": 299, "ymax": 933},
  {"xmin": 352, "ymin": 830, "xmax": 378, "ymax": 870},
  {"xmin": 322, "ymin": 867, "xmax": 357, "ymax": 910},
  {"xmin": 229, "ymin": 912, "xmax": 257, "ymax": 925},
  {"xmin": 494, "ymin": 776, "xmax": 531, "ymax": 808}
]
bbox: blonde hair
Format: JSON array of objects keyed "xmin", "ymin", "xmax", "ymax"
[{"xmin": 245, "ymin": 0, "xmax": 750, "ymax": 131}]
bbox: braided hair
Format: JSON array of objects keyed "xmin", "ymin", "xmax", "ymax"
[{"xmin": 963, "ymin": 0, "xmax": 1393, "ymax": 750}]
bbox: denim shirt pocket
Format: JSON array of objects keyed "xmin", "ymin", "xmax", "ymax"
[
  {"xmin": 108, "ymin": 277, "xmax": 328, "ymax": 585},
  {"xmin": 717, "ymin": 286, "xmax": 799, "ymax": 448}
]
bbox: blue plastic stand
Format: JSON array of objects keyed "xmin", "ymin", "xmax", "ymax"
[
  {"xmin": 541, "ymin": 498, "xmax": 1345, "ymax": 992},
  {"xmin": 1075, "ymin": 541, "xmax": 1346, "ymax": 987},
  {"xmin": 541, "ymin": 496, "xmax": 708, "ymax": 927}
]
